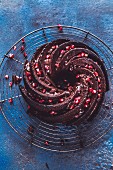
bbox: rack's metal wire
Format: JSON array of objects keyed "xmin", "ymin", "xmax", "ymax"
[{"xmin": 0, "ymin": 25, "xmax": 113, "ymax": 152}]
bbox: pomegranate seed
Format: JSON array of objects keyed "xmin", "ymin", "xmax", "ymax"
[
  {"xmin": 77, "ymin": 54, "xmax": 81, "ymax": 57},
  {"xmin": 32, "ymin": 83, "xmax": 37, "ymax": 88},
  {"xmin": 45, "ymin": 65, "xmax": 49, "ymax": 70},
  {"xmin": 81, "ymin": 52, "xmax": 85, "ymax": 57},
  {"xmin": 89, "ymin": 87, "xmax": 93, "ymax": 92},
  {"xmin": 39, "ymin": 99, "xmax": 45, "ymax": 103},
  {"xmin": 86, "ymin": 98, "xmax": 91, "ymax": 103},
  {"xmin": 5, "ymin": 75, "xmax": 9, "ymax": 79},
  {"xmin": 55, "ymin": 63, "xmax": 60, "ymax": 68},
  {"xmin": 55, "ymin": 45, "xmax": 59, "ymax": 49},
  {"xmin": 9, "ymin": 53, "xmax": 14, "ymax": 59},
  {"xmin": 50, "ymin": 111, "xmax": 57, "ymax": 115},
  {"xmin": 13, "ymin": 46, "xmax": 16, "ymax": 50},
  {"xmin": 42, "ymin": 89, "xmax": 46, "ymax": 93},
  {"xmin": 92, "ymin": 89, "xmax": 97, "ymax": 94},
  {"xmin": 26, "ymin": 71, "xmax": 31, "ymax": 76},
  {"xmin": 86, "ymin": 77, "xmax": 90, "ymax": 82},
  {"xmin": 24, "ymin": 52, "xmax": 27, "ymax": 57},
  {"xmin": 21, "ymin": 46, "xmax": 25, "ymax": 51},
  {"xmin": 98, "ymin": 89, "xmax": 102, "ymax": 93},
  {"xmin": 85, "ymin": 53, "xmax": 88, "ymax": 57},
  {"xmin": 71, "ymin": 44, "xmax": 75, "ymax": 49},
  {"xmin": 22, "ymin": 38, "xmax": 25, "ymax": 43},
  {"xmin": 45, "ymin": 141, "xmax": 49, "ymax": 146},
  {"xmin": 66, "ymin": 46, "xmax": 70, "ymax": 50},
  {"xmin": 48, "ymin": 99, "xmax": 52, "ymax": 103},
  {"xmin": 98, "ymin": 94, "xmax": 101, "ymax": 98},
  {"xmin": 75, "ymin": 114, "xmax": 79, "ymax": 118},
  {"xmin": 69, "ymin": 104, "xmax": 75, "ymax": 110},
  {"xmin": 28, "ymin": 76, "xmax": 32, "ymax": 81},
  {"xmin": 98, "ymin": 78, "xmax": 101, "ymax": 83},
  {"xmin": 37, "ymin": 71, "xmax": 42, "ymax": 76},
  {"xmin": 28, "ymin": 105, "xmax": 30, "ymax": 109},
  {"xmin": 85, "ymin": 64, "xmax": 89, "ymax": 68},
  {"xmin": 58, "ymin": 24, "xmax": 63, "ymax": 31},
  {"xmin": 59, "ymin": 98, "xmax": 64, "ymax": 103},
  {"xmin": 89, "ymin": 65, "xmax": 93, "ymax": 69},
  {"xmin": 60, "ymin": 50, "xmax": 65, "ymax": 54},
  {"xmin": 34, "ymin": 63, "xmax": 39, "ymax": 69},
  {"xmin": 94, "ymin": 72, "xmax": 98, "ymax": 77},
  {"xmin": 46, "ymin": 55, "xmax": 51, "ymax": 59},
  {"xmin": 84, "ymin": 103, "xmax": 88, "ymax": 108},
  {"xmin": 8, "ymin": 98, "xmax": 13, "ymax": 104},
  {"xmin": 9, "ymin": 82, "xmax": 13, "ymax": 87},
  {"xmin": 76, "ymin": 74, "xmax": 80, "ymax": 78},
  {"xmin": 52, "ymin": 46, "xmax": 56, "ymax": 49}
]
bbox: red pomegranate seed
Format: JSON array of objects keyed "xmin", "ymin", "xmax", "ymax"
[
  {"xmin": 89, "ymin": 87, "xmax": 93, "ymax": 92},
  {"xmin": 85, "ymin": 53, "xmax": 88, "ymax": 57},
  {"xmin": 9, "ymin": 53, "xmax": 14, "ymax": 59},
  {"xmin": 77, "ymin": 54, "xmax": 81, "ymax": 57},
  {"xmin": 98, "ymin": 78, "xmax": 101, "ymax": 83},
  {"xmin": 92, "ymin": 89, "xmax": 97, "ymax": 94},
  {"xmin": 89, "ymin": 65, "xmax": 93, "ymax": 69},
  {"xmin": 76, "ymin": 74, "xmax": 80, "ymax": 78},
  {"xmin": 94, "ymin": 72, "xmax": 98, "ymax": 77},
  {"xmin": 58, "ymin": 24, "xmax": 63, "ymax": 31},
  {"xmin": 13, "ymin": 46, "xmax": 16, "ymax": 50},
  {"xmin": 42, "ymin": 89, "xmax": 46, "ymax": 93},
  {"xmin": 98, "ymin": 89, "xmax": 102, "ymax": 93},
  {"xmin": 81, "ymin": 52, "xmax": 85, "ymax": 57},
  {"xmin": 28, "ymin": 105, "xmax": 30, "ymax": 109},
  {"xmin": 37, "ymin": 71, "xmax": 42, "ymax": 76},
  {"xmin": 28, "ymin": 76, "xmax": 32, "ymax": 81},
  {"xmin": 60, "ymin": 50, "xmax": 65, "ymax": 54},
  {"xmin": 22, "ymin": 38, "xmax": 25, "ymax": 43},
  {"xmin": 75, "ymin": 114, "xmax": 79, "ymax": 118},
  {"xmin": 86, "ymin": 77, "xmax": 90, "ymax": 82},
  {"xmin": 39, "ymin": 99, "xmax": 45, "ymax": 103},
  {"xmin": 9, "ymin": 82, "xmax": 13, "ymax": 87},
  {"xmin": 34, "ymin": 63, "xmax": 39, "ymax": 69},
  {"xmin": 26, "ymin": 71, "xmax": 31, "ymax": 76},
  {"xmin": 69, "ymin": 104, "xmax": 75, "ymax": 110},
  {"xmin": 24, "ymin": 52, "xmax": 27, "ymax": 57},
  {"xmin": 86, "ymin": 98, "xmax": 91, "ymax": 103},
  {"xmin": 55, "ymin": 63, "xmax": 60, "ymax": 68},
  {"xmin": 45, "ymin": 141, "xmax": 49, "ymax": 146},
  {"xmin": 8, "ymin": 98, "xmax": 13, "ymax": 104},
  {"xmin": 21, "ymin": 45, "xmax": 25, "ymax": 51},
  {"xmin": 32, "ymin": 83, "xmax": 37, "ymax": 88},
  {"xmin": 5, "ymin": 75, "xmax": 9, "ymax": 79},
  {"xmin": 84, "ymin": 103, "xmax": 88, "ymax": 108},
  {"xmin": 98, "ymin": 94, "xmax": 101, "ymax": 98},
  {"xmin": 55, "ymin": 45, "xmax": 59, "ymax": 49},
  {"xmin": 85, "ymin": 64, "xmax": 89, "ymax": 68},
  {"xmin": 45, "ymin": 65, "xmax": 49, "ymax": 70},
  {"xmin": 49, "ymin": 99, "xmax": 52, "ymax": 103},
  {"xmin": 66, "ymin": 46, "xmax": 70, "ymax": 50},
  {"xmin": 50, "ymin": 111, "xmax": 57, "ymax": 115},
  {"xmin": 52, "ymin": 46, "xmax": 56, "ymax": 49},
  {"xmin": 59, "ymin": 98, "xmax": 64, "ymax": 103},
  {"xmin": 46, "ymin": 55, "xmax": 51, "ymax": 59},
  {"xmin": 71, "ymin": 44, "xmax": 75, "ymax": 49}
]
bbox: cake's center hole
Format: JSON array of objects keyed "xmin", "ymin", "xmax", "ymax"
[{"xmin": 53, "ymin": 70, "xmax": 76, "ymax": 90}]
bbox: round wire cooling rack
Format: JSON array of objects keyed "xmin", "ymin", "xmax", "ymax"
[{"xmin": 0, "ymin": 25, "xmax": 113, "ymax": 152}]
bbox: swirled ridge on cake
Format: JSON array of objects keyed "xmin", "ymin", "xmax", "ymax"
[{"xmin": 19, "ymin": 39, "xmax": 109, "ymax": 125}]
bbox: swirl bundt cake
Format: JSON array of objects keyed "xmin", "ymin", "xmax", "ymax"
[{"xmin": 19, "ymin": 39, "xmax": 109, "ymax": 125}]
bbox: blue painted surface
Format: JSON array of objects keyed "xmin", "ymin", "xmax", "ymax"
[{"xmin": 0, "ymin": 0, "xmax": 113, "ymax": 170}]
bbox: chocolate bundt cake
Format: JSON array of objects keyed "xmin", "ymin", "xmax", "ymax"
[{"xmin": 19, "ymin": 39, "xmax": 109, "ymax": 125}]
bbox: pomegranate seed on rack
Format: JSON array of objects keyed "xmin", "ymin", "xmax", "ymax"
[
  {"xmin": 89, "ymin": 87, "xmax": 93, "ymax": 92},
  {"xmin": 60, "ymin": 50, "xmax": 65, "ymax": 54},
  {"xmin": 22, "ymin": 38, "xmax": 25, "ymax": 43},
  {"xmin": 85, "ymin": 64, "xmax": 89, "ymax": 68},
  {"xmin": 55, "ymin": 45, "xmax": 59, "ymax": 49},
  {"xmin": 21, "ymin": 45, "xmax": 25, "ymax": 51},
  {"xmin": 28, "ymin": 76, "xmax": 32, "ymax": 81},
  {"xmin": 45, "ymin": 65, "xmax": 49, "ymax": 70},
  {"xmin": 98, "ymin": 78, "xmax": 101, "ymax": 83},
  {"xmin": 55, "ymin": 63, "xmax": 60, "ymax": 68},
  {"xmin": 75, "ymin": 114, "xmax": 79, "ymax": 118},
  {"xmin": 50, "ymin": 111, "xmax": 57, "ymax": 115},
  {"xmin": 52, "ymin": 46, "xmax": 56, "ymax": 49},
  {"xmin": 45, "ymin": 141, "xmax": 49, "ymax": 146},
  {"xmin": 34, "ymin": 63, "xmax": 39, "ymax": 69},
  {"xmin": 71, "ymin": 44, "xmax": 75, "ymax": 49},
  {"xmin": 84, "ymin": 103, "xmax": 88, "ymax": 108},
  {"xmin": 59, "ymin": 98, "xmax": 64, "ymax": 103},
  {"xmin": 85, "ymin": 53, "xmax": 88, "ymax": 57},
  {"xmin": 66, "ymin": 46, "xmax": 70, "ymax": 50},
  {"xmin": 81, "ymin": 52, "xmax": 85, "ymax": 57},
  {"xmin": 94, "ymin": 71, "xmax": 98, "ymax": 77},
  {"xmin": 32, "ymin": 83, "xmax": 37, "ymax": 88},
  {"xmin": 9, "ymin": 82, "xmax": 13, "ymax": 87},
  {"xmin": 26, "ymin": 71, "xmax": 31, "ymax": 76},
  {"xmin": 13, "ymin": 46, "xmax": 16, "ymax": 50},
  {"xmin": 98, "ymin": 94, "xmax": 101, "ymax": 98},
  {"xmin": 24, "ymin": 52, "xmax": 27, "ymax": 58},
  {"xmin": 46, "ymin": 54, "xmax": 51, "ymax": 59},
  {"xmin": 5, "ymin": 75, "xmax": 9, "ymax": 79},
  {"xmin": 89, "ymin": 65, "xmax": 93, "ymax": 69},
  {"xmin": 92, "ymin": 89, "xmax": 97, "ymax": 94},
  {"xmin": 8, "ymin": 98, "xmax": 13, "ymax": 104},
  {"xmin": 9, "ymin": 53, "xmax": 14, "ymax": 59},
  {"xmin": 86, "ymin": 98, "xmax": 91, "ymax": 104},
  {"xmin": 69, "ymin": 104, "xmax": 75, "ymax": 110},
  {"xmin": 98, "ymin": 89, "xmax": 102, "ymax": 93},
  {"xmin": 58, "ymin": 24, "xmax": 63, "ymax": 31},
  {"xmin": 39, "ymin": 99, "xmax": 45, "ymax": 103},
  {"xmin": 76, "ymin": 74, "xmax": 80, "ymax": 78},
  {"xmin": 48, "ymin": 99, "xmax": 52, "ymax": 103},
  {"xmin": 86, "ymin": 77, "xmax": 90, "ymax": 82}
]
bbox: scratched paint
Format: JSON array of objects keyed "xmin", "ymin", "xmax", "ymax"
[{"xmin": 0, "ymin": 0, "xmax": 113, "ymax": 170}]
